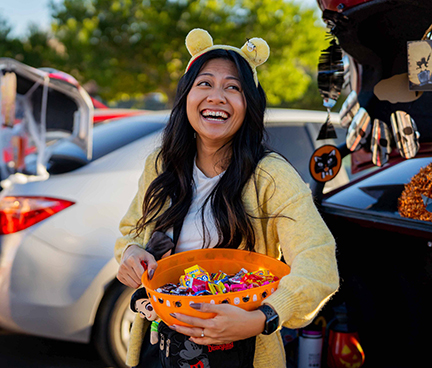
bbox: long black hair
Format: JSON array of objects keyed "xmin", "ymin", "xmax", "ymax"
[{"xmin": 135, "ymin": 49, "xmax": 268, "ymax": 251}]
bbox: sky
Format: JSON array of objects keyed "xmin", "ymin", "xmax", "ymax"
[
  {"xmin": 0, "ymin": 0, "xmax": 61, "ymax": 37},
  {"xmin": 1, "ymin": 0, "xmax": 320, "ymax": 38}
]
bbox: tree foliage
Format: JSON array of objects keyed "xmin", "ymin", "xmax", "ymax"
[
  {"xmin": 0, "ymin": 16, "xmax": 65, "ymax": 70},
  {"xmin": 1, "ymin": 1, "xmax": 327, "ymax": 107}
]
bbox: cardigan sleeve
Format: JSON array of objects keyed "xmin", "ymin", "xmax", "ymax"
[
  {"xmin": 255, "ymin": 154, "xmax": 339, "ymax": 329},
  {"xmin": 114, "ymin": 150, "xmax": 160, "ymax": 263}
]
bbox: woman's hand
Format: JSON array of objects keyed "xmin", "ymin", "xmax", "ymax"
[
  {"xmin": 169, "ymin": 303, "xmax": 266, "ymax": 345},
  {"xmin": 117, "ymin": 244, "xmax": 158, "ymax": 288}
]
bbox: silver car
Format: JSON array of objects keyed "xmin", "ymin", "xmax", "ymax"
[{"xmin": 0, "ymin": 107, "xmax": 345, "ymax": 367}]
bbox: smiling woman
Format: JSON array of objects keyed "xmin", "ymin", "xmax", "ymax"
[{"xmin": 114, "ymin": 28, "xmax": 339, "ymax": 368}]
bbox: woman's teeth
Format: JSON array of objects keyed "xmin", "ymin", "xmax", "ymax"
[{"xmin": 202, "ymin": 110, "xmax": 229, "ymax": 120}]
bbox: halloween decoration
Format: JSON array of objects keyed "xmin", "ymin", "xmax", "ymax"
[
  {"xmin": 317, "ymin": 37, "xmax": 344, "ymax": 140},
  {"xmin": 327, "ymin": 304, "xmax": 365, "ymax": 368},
  {"xmin": 309, "ymin": 145, "xmax": 342, "ymax": 183},
  {"xmin": 370, "ymin": 119, "xmax": 392, "ymax": 167},
  {"xmin": 339, "ymin": 90, "xmax": 360, "ymax": 128},
  {"xmin": 408, "ymin": 24, "xmax": 432, "ymax": 91},
  {"xmin": 346, "ymin": 108, "xmax": 371, "ymax": 152},
  {"xmin": 341, "ymin": 54, "xmax": 352, "ymax": 90},
  {"xmin": 398, "ymin": 163, "xmax": 432, "ymax": 222},
  {"xmin": 374, "ymin": 73, "xmax": 423, "ymax": 103},
  {"xmin": 390, "ymin": 111, "xmax": 420, "ymax": 159}
]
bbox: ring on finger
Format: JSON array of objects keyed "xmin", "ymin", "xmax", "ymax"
[{"xmin": 201, "ymin": 329, "xmax": 205, "ymax": 338}]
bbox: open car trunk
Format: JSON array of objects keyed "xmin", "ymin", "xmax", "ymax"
[
  {"xmin": 314, "ymin": 2, "xmax": 432, "ymax": 367},
  {"xmin": 0, "ymin": 58, "xmax": 93, "ymax": 189}
]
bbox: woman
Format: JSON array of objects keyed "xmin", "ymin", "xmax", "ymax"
[{"xmin": 115, "ymin": 29, "xmax": 339, "ymax": 368}]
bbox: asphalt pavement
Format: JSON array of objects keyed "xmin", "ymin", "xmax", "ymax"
[{"xmin": 0, "ymin": 328, "xmax": 108, "ymax": 368}]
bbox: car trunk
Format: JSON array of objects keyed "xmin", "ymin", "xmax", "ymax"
[
  {"xmin": 0, "ymin": 58, "xmax": 93, "ymax": 189},
  {"xmin": 316, "ymin": 2, "xmax": 432, "ymax": 367}
]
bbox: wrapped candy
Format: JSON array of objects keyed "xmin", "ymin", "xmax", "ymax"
[
  {"xmin": 156, "ymin": 264, "xmax": 278, "ymax": 296},
  {"xmin": 184, "ymin": 265, "xmax": 211, "ymax": 282}
]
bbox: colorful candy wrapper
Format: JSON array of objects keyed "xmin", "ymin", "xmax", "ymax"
[
  {"xmin": 212, "ymin": 271, "xmax": 228, "ymax": 281},
  {"xmin": 191, "ymin": 278, "xmax": 208, "ymax": 293},
  {"xmin": 229, "ymin": 284, "xmax": 248, "ymax": 292},
  {"xmin": 207, "ymin": 282, "xmax": 219, "ymax": 295},
  {"xmin": 252, "ymin": 269, "xmax": 271, "ymax": 277},
  {"xmin": 156, "ymin": 265, "xmax": 277, "ymax": 296},
  {"xmin": 180, "ymin": 275, "xmax": 193, "ymax": 288},
  {"xmin": 184, "ymin": 265, "xmax": 210, "ymax": 282},
  {"xmin": 214, "ymin": 280, "xmax": 227, "ymax": 294},
  {"xmin": 193, "ymin": 289, "xmax": 212, "ymax": 296},
  {"xmin": 170, "ymin": 286, "xmax": 189, "ymax": 295}
]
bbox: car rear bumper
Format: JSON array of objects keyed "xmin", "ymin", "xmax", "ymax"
[{"xmin": 0, "ymin": 232, "xmax": 118, "ymax": 343}]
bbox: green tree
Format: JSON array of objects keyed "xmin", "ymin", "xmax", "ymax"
[
  {"xmin": 0, "ymin": 17, "xmax": 25, "ymax": 61},
  {"xmin": 0, "ymin": 15, "xmax": 67, "ymax": 71},
  {"xmin": 49, "ymin": 0, "xmax": 327, "ymax": 105}
]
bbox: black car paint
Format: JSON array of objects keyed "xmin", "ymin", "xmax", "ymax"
[{"xmin": 317, "ymin": 155, "xmax": 432, "ymax": 367}]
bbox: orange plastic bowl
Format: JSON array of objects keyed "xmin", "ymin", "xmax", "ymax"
[{"xmin": 141, "ymin": 248, "xmax": 291, "ymax": 327}]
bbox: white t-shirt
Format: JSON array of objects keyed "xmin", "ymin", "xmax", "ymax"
[{"xmin": 166, "ymin": 160, "xmax": 224, "ymax": 253}]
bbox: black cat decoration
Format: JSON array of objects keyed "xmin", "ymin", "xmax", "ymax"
[{"xmin": 309, "ymin": 145, "xmax": 342, "ymax": 183}]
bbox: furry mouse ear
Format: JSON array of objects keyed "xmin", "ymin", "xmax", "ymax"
[
  {"xmin": 241, "ymin": 38, "xmax": 270, "ymax": 67},
  {"xmin": 185, "ymin": 28, "xmax": 213, "ymax": 57}
]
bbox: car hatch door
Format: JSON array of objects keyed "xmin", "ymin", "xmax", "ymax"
[{"xmin": 0, "ymin": 58, "xmax": 93, "ymax": 188}]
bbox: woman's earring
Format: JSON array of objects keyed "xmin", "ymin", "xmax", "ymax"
[{"xmin": 194, "ymin": 132, "xmax": 197, "ymax": 138}]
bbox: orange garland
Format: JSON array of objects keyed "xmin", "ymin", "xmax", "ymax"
[{"xmin": 398, "ymin": 163, "xmax": 432, "ymax": 222}]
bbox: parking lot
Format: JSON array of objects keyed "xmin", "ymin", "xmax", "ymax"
[{"xmin": 0, "ymin": 329, "xmax": 106, "ymax": 368}]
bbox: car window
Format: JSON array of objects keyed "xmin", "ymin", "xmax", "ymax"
[
  {"xmin": 324, "ymin": 157, "xmax": 432, "ymax": 222},
  {"xmin": 265, "ymin": 122, "xmax": 349, "ymax": 190},
  {"xmin": 47, "ymin": 114, "xmax": 167, "ymax": 174},
  {"xmin": 265, "ymin": 124, "xmax": 315, "ymax": 183}
]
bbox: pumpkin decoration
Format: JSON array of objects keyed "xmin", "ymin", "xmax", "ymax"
[{"xmin": 327, "ymin": 330, "xmax": 365, "ymax": 368}]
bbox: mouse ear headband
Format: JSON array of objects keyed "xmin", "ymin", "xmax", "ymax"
[{"xmin": 185, "ymin": 28, "xmax": 270, "ymax": 86}]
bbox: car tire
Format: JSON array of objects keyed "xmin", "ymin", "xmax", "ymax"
[{"xmin": 93, "ymin": 280, "xmax": 136, "ymax": 368}]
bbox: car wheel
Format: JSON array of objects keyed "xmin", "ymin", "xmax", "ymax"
[{"xmin": 93, "ymin": 280, "xmax": 135, "ymax": 368}]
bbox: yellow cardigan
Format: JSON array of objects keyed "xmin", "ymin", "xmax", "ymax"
[{"xmin": 114, "ymin": 150, "xmax": 339, "ymax": 368}]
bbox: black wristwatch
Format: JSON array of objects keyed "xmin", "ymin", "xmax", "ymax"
[{"xmin": 258, "ymin": 304, "xmax": 279, "ymax": 335}]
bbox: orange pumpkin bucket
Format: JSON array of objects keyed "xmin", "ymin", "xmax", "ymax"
[{"xmin": 141, "ymin": 248, "xmax": 291, "ymax": 327}]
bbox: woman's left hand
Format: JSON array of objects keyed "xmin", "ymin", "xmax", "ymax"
[{"xmin": 169, "ymin": 302, "xmax": 266, "ymax": 345}]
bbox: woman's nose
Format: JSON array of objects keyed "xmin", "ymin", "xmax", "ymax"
[{"xmin": 206, "ymin": 88, "xmax": 226, "ymax": 104}]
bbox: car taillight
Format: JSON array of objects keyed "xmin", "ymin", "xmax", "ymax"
[{"xmin": 0, "ymin": 196, "xmax": 75, "ymax": 235}]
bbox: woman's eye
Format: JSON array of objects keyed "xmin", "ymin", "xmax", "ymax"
[
  {"xmin": 197, "ymin": 80, "xmax": 211, "ymax": 87},
  {"xmin": 227, "ymin": 85, "xmax": 241, "ymax": 91}
]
